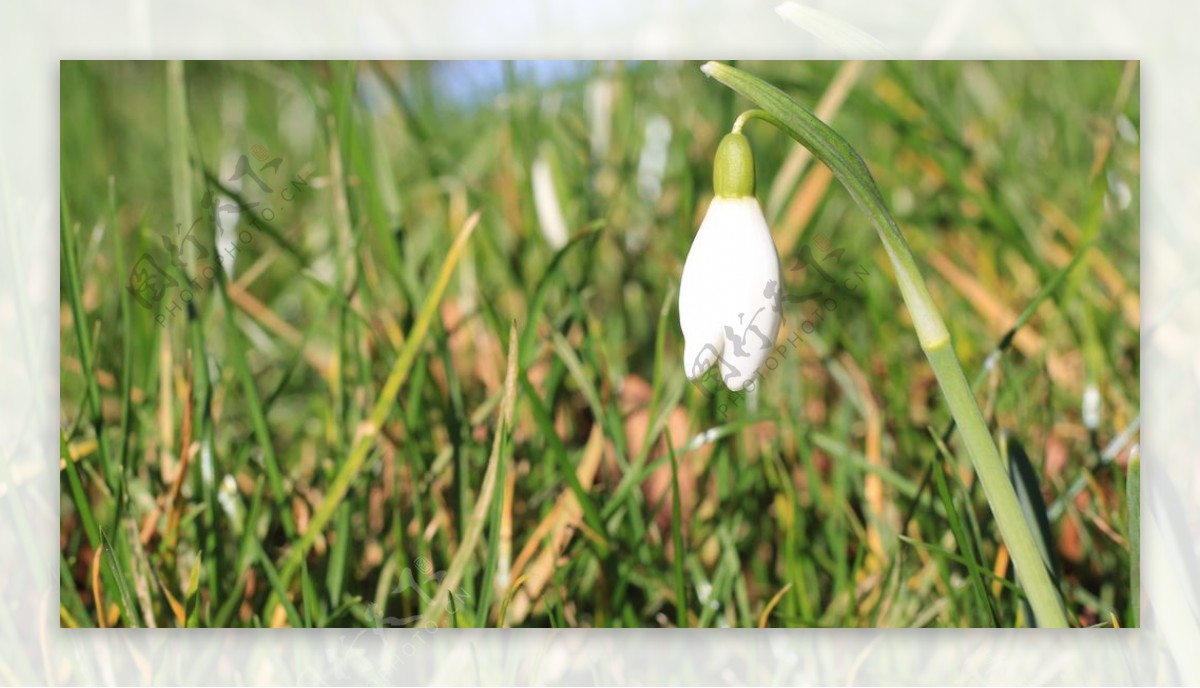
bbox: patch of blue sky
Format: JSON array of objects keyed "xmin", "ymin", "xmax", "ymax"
[
  {"xmin": 357, "ymin": 61, "xmax": 605, "ymax": 117},
  {"xmin": 433, "ymin": 61, "xmax": 596, "ymax": 106}
]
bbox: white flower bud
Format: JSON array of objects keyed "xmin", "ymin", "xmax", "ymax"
[{"xmin": 680, "ymin": 133, "xmax": 782, "ymax": 392}]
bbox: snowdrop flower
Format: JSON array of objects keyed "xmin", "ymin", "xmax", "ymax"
[{"xmin": 680, "ymin": 131, "xmax": 782, "ymax": 392}]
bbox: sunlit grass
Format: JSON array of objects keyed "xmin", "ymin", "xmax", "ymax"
[{"xmin": 59, "ymin": 60, "xmax": 1140, "ymax": 628}]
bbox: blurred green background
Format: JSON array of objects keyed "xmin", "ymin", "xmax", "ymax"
[{"xmin": 59, "ymin": 60, "xmax": 1139, "ymax": 628}]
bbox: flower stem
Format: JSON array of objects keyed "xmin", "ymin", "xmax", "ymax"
[
  {"xmin": 703, "ymin": 61, "xmax": 1068, "ymax": 627},
  {"xmin": 732, "ymin": 108, "xmax": 783, "ymax": 135}
]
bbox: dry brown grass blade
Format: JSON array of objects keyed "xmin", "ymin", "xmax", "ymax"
[
  {"xmin": 138, "ymin": 353, "xmax": 194, "ymax": 546},
  {"xmin": 838, "ymin": 352, "xmax": 895, "ymax": 564},
  {"xmin": 231, "ymin": 246, "xmax": 277, "ymax": 290},
  {"xmin": 991, "ymin": 543, "xmax": 1010, "ymax": 599},
  {"xmin": 125, "ymin": 521, "xmax": 158, "ymax": 628},
  {"xmin": 59, "ymin": 438, "xmax": 97, "ymax": 471},
  {"xmin": 769, "ymin": 62, "xmax": 867, "ymax": 255},
  {"xmin": 498, "ymin": 573, "xmax": 530, "ymax": 629},
  {"xmin": 160, "ymin": 577, "xmax": 186, "ymax": 627},
  {"xmin": 496, "ymin": 458, "xmax": 515, "ymax": 602},
  {"xmin": 423, "ymin": 323, "xmax": 520, "ymax": 625},
  {"xmin": 927, "ymin": 244, "xmax": 1084, "ymax": 388},
  {"xmin": 926, "ymin": 249, "xmax": 1045, "ymax": 356},
  {"xmin": 225, "ymin": 281, "xmax": 332, "ymax": 377},
  {"xmin": 505, "ymin": 424, "xmax": 605, "ymax": 625},
  {"xmin": 1038, "ymin": 199, "xmax": 1140, "ymax": 328},
  {"xmin": 767, "ymin": 60, "xmax": 866, "ymax": 219},
  {"xmin": 758, "ymin": 583, "xmax": 793, "ymax": 628},
  {"xmin": 91, "ymin": 543, "xmax": 106, "ymax": 629},
  {"xmin": 775, "ymin": 165, "xmax": 834, "ymax": 257}
]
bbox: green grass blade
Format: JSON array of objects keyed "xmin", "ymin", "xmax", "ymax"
[
  {"xmin": 278, "ymin": 211, "xmax": 481, "ymax": 583},
  {"xmin": 61, "ymin": 431, "xmax": 100, "ymax": 550},
  {"xmin": 519, "ymin": 373, "xmax": 610, "ymax": 552},
  {"xmin": 929, "ymin": 435, "xmax": 997, "ymax": 626},
  {"xmin": 474, "ymin": 407, "xmax": 510, "ymax": 627},
  {"xmin": 256, "ymin": 541, "xmax": 302, "ymax": 628},
  {"xmin": 424, "ymin": 323, "xmax": 520, "ymax": 625},
  {"xmin": 666, "ymin": 432, "xmax": 687, "ymax": 627}
]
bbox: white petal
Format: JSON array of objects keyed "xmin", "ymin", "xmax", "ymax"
[
  {"xmin": 679, "ymin": 197, "xmax": 782, "ymax": 391},
  {"xmin": 532, "ymin": 151, "xmax": 569, "ymax": 250}
]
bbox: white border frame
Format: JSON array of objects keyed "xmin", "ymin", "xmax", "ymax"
[{"xmin": 2, "ymin": 0, "xmax": 1196, "ymax": 684}]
